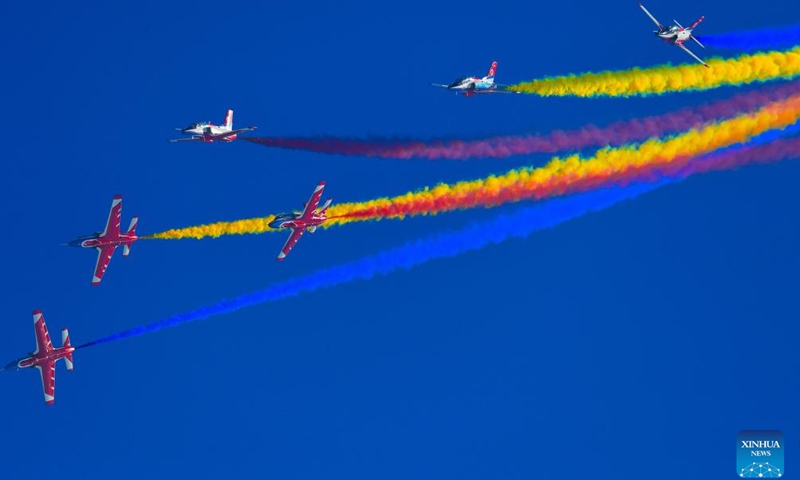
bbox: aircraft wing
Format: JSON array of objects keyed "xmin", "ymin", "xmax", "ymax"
[
  {"xmin": 222, "ymin": 127, "xmax": 257, "ymax": 137},
  {"xmin": 677, "ymin": 42, "xmax": 709, "ymax": 67},
  {"xmin": 92, "ymin": 245, "xmax": 117, "ymax": 285},
  {"xmin": 638, "ymin": 3, "xmax": 664, "ymax": 29},
  {"xmin": 35, "ymin": 360, "xmax": 56, "ymax": 405},
  {"xmin": 168, "ymin": 137, "xmax": 203, "ymax": 143},
  {"xmin": 299, "ymin": 182, "xmax": 326, "ymax": 220},
  {"xmin": 32, "ymin": 310, "xmax": 53, "ymax": 356},
  {"xmin": 101, "ymin": 196, "xmax": 122, "ymax": 238},
  {"xmin": 475, "ymin": 87, "xmax": 521, "ymax": 95},
  {"xmin": 205, "ymin": 127, "xmax": 258, "ymax": 140},
  {"xmin": 277, "ymin": 228, "xmax": 305, "ymax": 261}
]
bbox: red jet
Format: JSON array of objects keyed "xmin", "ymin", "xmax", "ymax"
[
  {"xmin": 4, "ymin": 310, "xmax": 75, "ymax": 405},
  {"xmin": 268, "ymin": 181, "xmax": 332, "ymax": 261},
  {"xmin": 68, "ymin": 195, "xmax": 139, "ymax": 285}
]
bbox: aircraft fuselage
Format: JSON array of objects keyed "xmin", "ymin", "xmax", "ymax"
[
  {"xmin": 269, "ymin": 212, "xmax": 327, "ymax": 230},
  {"xmin": 69, "ymin": 232, "xmax": 137, "ymax": 249},
  {"xmin": 4, "ymin": 346, "xmax": 74, "ymax": 371},
  {"xmin": 180, "ymin": 123, "xmax": 236, "ymax": 142},
  {"xmin": 656, "ymin": 27, "xmax": 693, "ymax": 44}
]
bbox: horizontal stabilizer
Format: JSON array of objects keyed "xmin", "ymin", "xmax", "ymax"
[
  {"xmin": 691, "ymin": 35, "xmax": 706, "ymax": 49},
  {"xmin": 319, "ymin": 198, "xmax": 333, "ymax": 213},
  {"xmin": 62, "ymin": 328, "xmax": 74, "ymax": 371},
  {"xmin": 127, "ymin": 216, "xmax": 139, "ymax": 236}
]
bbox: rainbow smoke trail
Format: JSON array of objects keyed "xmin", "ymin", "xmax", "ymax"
[
  {"xmin": 508, "ymin": 47, "xmax": 800, "ymax": 97},
  {"xmin": 698, "ymin": 24, "xmax": 800, "ymax": 52},
  {"xmin": 148, "ymin": 93, "xmax": 800, "ymax": 240},
  {"xmin": 327, "ymin": 94, "xmax": 800, "ymax": 225},
  {"xmin": 80, "ymin": 134, "xmax": 800, "ymax": 349},
  {"xmin": 244, "ymin": 82, "xmax": 800, "ymax": 159},
  {"xmin": 78, "ymin": 183, "xmax": 665, "ymax": 349}
]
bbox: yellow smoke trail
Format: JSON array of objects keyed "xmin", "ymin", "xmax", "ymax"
[
  {"xmin": 508, "ymin": 48, "xmax": 800, "ymax": 97},
  {"xmin": 148, "ymin": 94, "xmax": 800, "ymax": 241},
  {"xmin": 147, "ymin": 215, "xmax": 277, "ymax": 240}
]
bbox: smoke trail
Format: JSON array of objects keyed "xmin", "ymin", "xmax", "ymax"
[
  {"xmin": 80, "ymin": 133, "xmax": 800, "ymax": 349},
  {"xmin": 148, "ymin": 94, "xmax": 800, "ymax": 240},
  {"xmin": 508, "ymin": 47, "xmax": 800, "ymax": 97},
  {"xmin": 78, "ymin": 183, "xmax": 665, "ymax": 349},
  {"xmin": 327, "ymin": 94, "xmax": 800, "ymax": 225},
  {"xmin": 698, "ymin": 25, "xmax": 800, "ymax": 52},
  {"xmin": 243, "ymin": 82, "xmax": 800, "ymax": 159}
]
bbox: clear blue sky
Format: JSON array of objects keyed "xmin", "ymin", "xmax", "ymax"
[{"xmin": 0, "ymin": 1, "xmax": 798, "ymax": 478}]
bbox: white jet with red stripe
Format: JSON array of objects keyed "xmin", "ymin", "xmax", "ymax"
[
  {"xmin": 638, "ymin": 3, "xmax": 708, "ymax": 67},
  {"xmin": 430, "ymin": 61, "xmax": 521, "ymax": 97},
  {"xmin": 169, "ymin": 109, "xmax": 257, "ymax": 143}
]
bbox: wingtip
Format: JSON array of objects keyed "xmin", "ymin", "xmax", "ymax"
[
  {"xmin": 113, "ymin": 194, "xmax": 122, "ymax": 200},
  {"xmin": 33, "ymin": 309, "xmax": 43, "ymax": 316}
]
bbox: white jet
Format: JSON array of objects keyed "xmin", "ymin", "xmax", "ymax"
[
  {"xmin": 169, "ymin": 109, "xmax": 257, "ymax": 143},
  {"xmin": 638, "ymin": 3, "xmax": 709, "ymax": 68}
]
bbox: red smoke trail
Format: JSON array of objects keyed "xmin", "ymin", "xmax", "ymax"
[
  {"xmin": 244, "ymin": 82, "xmax": 800, "ymax": 159},
  {"xmin": 333, "ymin": 134, "xmax": 800, "ymax": 223}
]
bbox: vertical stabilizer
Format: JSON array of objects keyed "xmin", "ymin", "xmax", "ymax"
[
  {"xmin": 484, "ymin": 61, "xmax": 498, "ymax": 84},
  {"xmin": 223, "ymin": 109, "xmax": 234, "ymax": 130}
]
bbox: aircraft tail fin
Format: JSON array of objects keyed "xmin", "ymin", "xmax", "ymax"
[
  {"xmin": 123, "ymin": 216, "xmax": 138, "ymax": 256},
  {"xmin": 688, "ymin": 16, "xmax": 704, "ymax": 30},
  {"xmin": 484, "ymin": 61, "xmax": 498, "ymax": 84},
  {"xmin": 61, "ymin": 328, "xmax": 74, "ymax": 371},
  {"xmin": 223, "ymin": 109, "xmax": 234, "ymax": 130}
]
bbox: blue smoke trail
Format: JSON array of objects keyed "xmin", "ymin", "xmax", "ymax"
[
  {"xmin": 697, "ymin": 25, "xmax": 800, "ymax": 51},
  {"xmin": 77, "ymin": 182, "xmax": 664, "ymax": 349},
  {"xmin": 77, "ymin": 124, "xmax": 800, "ymax": 350}
]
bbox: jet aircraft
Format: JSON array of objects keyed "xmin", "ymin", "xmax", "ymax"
[
  {"xmin": 268, "ymin": 182, "xmax": 332, "ymax": 261},
  {"xmin": 4, "ymin": 310, "xmax": 75, "ymax": 405},
  {"xmin": 169, "ymin": 109, "xmax": 257, "ymax": 143},
  {"xmin": 638, "ymin": 3, "xmax": 708, "ymax": 67},
  {"xmin": 68, "ymin": 195, "xmax": 138, "ymax": 285},
  {"xmin": 430, "ymin": 61, "xmax": 520, "ymax": 96}
]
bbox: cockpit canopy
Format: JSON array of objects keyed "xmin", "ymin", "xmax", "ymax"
[
  {"xmin": 274, "ymin": 213, "xmax": 296, "ymax": 221},
  {"xmin": 186, "ymin": 121, "xmax": 210, "ymax": 129}
]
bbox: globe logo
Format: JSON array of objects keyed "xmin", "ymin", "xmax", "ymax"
[{"xmin": 739, "ymin": 461, "xmax": 782, "ymax": 478}]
